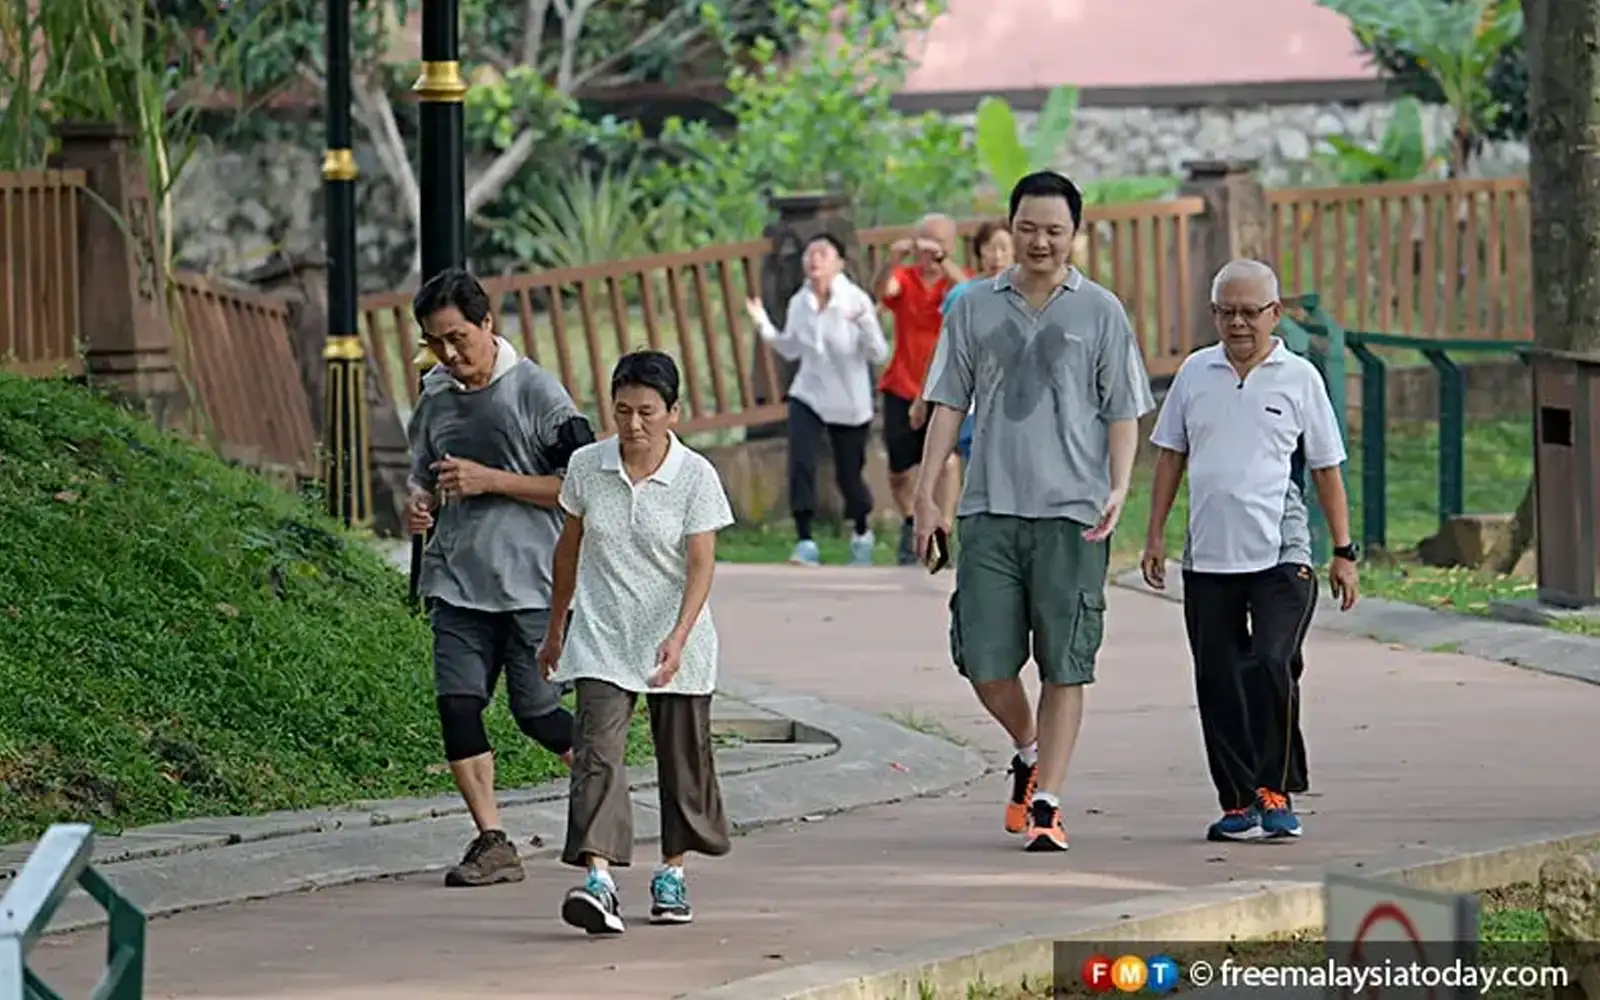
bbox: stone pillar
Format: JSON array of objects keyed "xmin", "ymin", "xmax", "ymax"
[
  {"xmin": 748, "ymin": 192, "xmax": 858, "ymax": 440},
  {"xmin": 50, "ymin": 123, "xmax": 183, "ymax": 424},
  {"xmin": 244, "ymin": 250, "xmax": 329, "ymax": 433},
  {"xmin": 1180, "ymin": 159, "xmax": 1270, "ymax": 349}
]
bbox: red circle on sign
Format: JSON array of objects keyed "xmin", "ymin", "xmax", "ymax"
[{"xmin": 1341, "ymin": 901, "xmax": 1437, "ymax": 1000}]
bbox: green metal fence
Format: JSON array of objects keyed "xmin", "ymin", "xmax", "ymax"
[
  {"xmin": 1, "ymin": 824, "xmax": 145, "ymax": 1000},
  {"xmin": 1277, "ymin": 292, "xmax": 1531, "ymax": 562}
]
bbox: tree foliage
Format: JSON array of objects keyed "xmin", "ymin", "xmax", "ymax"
[
  {"xmin": 637, "ymin": 0, "xmax": 974, "ymax": 245},
  {"xmin": 1319, "ymin": 0, "xmax": 1527, "ymax": 155}
]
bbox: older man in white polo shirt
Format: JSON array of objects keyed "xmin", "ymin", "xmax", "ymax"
[{"xmin": 1140, "ymin": 259, "xmax": 1359, "ymax": 843}]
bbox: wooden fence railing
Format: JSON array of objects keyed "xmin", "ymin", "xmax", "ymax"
[
  {"xmin": 361, "ymin": 239, "xmax": 778, "ymax": 435},
  {"xmin": 1267, "ymin": 178, "xmax": 1532, "ymax": 340},
  {"xmin": 362, "ymin": 197, "xmax": 1211, "ymax": 428},
  {"xmin": 170, "ymin": 273, "xmax": 318, "ymax": 475},
  {"xmin": 0, "ymin": 170, "xmax": 83, "ymax": 376}
]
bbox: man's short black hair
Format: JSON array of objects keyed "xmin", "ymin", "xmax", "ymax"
[
  {"xmin": 805, "ymin": 232, "xmax": 848, "ymax": 259},
  {"xmin": 1008, "ymin": 170, "xmax": 1084, "ymax": 230},
  {"xmin": 611, "ymin": 349, "xmax": 681, "ymax": 409},
  {"xmin": 413, "ymin": 267, "xmax": 491, "ymax": 327}
]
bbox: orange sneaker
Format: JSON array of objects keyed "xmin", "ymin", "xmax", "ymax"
[
  {"xmin": 1004, "ymin": 755, "xmax": 1037, "ymax": 833},
  {"xmin": 1023, "ymin": 799, "xmax": 1069, "ymax": 852}
]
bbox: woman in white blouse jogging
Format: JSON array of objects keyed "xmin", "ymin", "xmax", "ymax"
[
  {"xmin": 745, "ymin": 233, "xmax": 889, "ymax": 567},
  {"xmin": 537, "ymin": 349, "xmax": 737, "ymax": 936}
]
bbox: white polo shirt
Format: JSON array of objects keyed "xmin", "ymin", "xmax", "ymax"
[
  {"xmin": 1150, "ymin": 339, "xmax": 1345, "ymax": 574},
  {"xmin": 553, "ymin": 434, "xmax": 735, "ymax": 695}
]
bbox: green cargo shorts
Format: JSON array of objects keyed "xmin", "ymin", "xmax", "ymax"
[{"xmin": 948, "ymin": 513, "xmax": 1110, "ymax": 686}]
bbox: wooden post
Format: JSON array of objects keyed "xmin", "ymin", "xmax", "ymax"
[
  {"xmin": 49, "ymin": 123, "xmax": 183, "ymax": 427},
  {"xmin": 1180, "ymin": 159, "xmax": 1270, "ymax": 349}
]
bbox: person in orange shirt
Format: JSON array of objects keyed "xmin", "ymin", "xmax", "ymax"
[{"xmin": 871, "ymin": 213, "xmax": 970, "ymax": 564}]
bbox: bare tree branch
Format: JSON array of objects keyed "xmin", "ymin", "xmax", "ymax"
[
  {"xmin": 567, "ymin": 2, "xmax": 691, "ymax": 93},
  {"xmin": 522, "ymin": 0, "xmax": 552, "ymax": 67},
  {"xmin": 456, "ymin": 0, "xmax": 608, "ymax": 222},
  {"xmin": 465, "ymin": 128, "xmax": 539, "ymax": 218},
  {"xmin": 554, "ymin": 0, "xmax": 597, "ymax": 92},
  {"xmin": 349, "ymin": 69, "xmax": 421, "ymax": 232}
]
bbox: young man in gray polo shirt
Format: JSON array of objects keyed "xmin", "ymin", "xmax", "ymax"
[
  {"xmin": 915, "ymin": 171, "xmax": 1155, "ymax": 853},
  {"xmin": 1140, "ymin": 259, "xmax": 1359, "ymax": 843},
  {"xmin": 405, "ymin": 268, "xmax": 597, "ymax": 886}
]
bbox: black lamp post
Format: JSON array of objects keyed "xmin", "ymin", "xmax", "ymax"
[
  {"xmin": 321, "ymin": 0, "xmax": 371, "ymax": 527},
  {"xmin": 414, "ymin": 0, "xmax": 468, "ymax": 276},
  {"xmin": 406, "ymin": 0, "xmax": 468, "ymax": 606}
]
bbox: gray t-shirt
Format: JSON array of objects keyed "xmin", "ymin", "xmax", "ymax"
[
  {"xmin": 407, "ymin": 357, "xmax": 583, "ymax": 612},
  {"xmin": 925, "ymin": 267, "xmax": 1157, "ymax": 526}
]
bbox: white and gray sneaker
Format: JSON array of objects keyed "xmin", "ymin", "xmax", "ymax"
[
  {"xmin": 848, "ymin": 530, "xmax": 875, "ymax": 566},
  {"xmin": 562, "ymin": 871, "xmax": 625, "ymax": 935}
]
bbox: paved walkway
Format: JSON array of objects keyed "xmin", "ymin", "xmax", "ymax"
[{"xmin": 27, "ymin": 565, "xmax": 1600, "ymax": 999}]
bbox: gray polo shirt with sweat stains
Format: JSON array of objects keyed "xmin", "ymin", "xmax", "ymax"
[{"xmin": 924, "ymin": 266, "xmax": 1156, "ymax": 527}]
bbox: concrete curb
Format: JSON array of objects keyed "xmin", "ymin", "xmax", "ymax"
[
  {"xmin": 0, "ymin": 697, "xmax": 820, "ymax": 876},
  {"xmin": 688, "ymin": 826, "xmax": 1600, "ymax": 1000},
  {"xmin": 1111, "ymin": 561, "xmax": 1600, "ymax": 688},
  {"xmin": 37, "ymin": 682, "xmax": 986, "ymax": 935}
]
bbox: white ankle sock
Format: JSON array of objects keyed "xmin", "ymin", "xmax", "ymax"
[
  {"xmin": 1032, "ymin": 791, "xmax": 1060, "ymax": 809},
  {"xmin": 1015, "ymin": 741, "xmax": 1038, "ymax": 765},
  {"xmin": 589, "ymin": 867, "xmax": 614, "ymax": 887}
]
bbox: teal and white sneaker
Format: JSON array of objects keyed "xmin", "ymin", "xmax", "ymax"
[
  {"xmin": 848, "ymin": 531, "xmax": 875, "ymax": 566},
  {"xmin": 649, "ymin": 866, "xmax": 693, "ymax": 924},
  {"xmin": 789, "ymin": 539, "xmax": 821, "ymax": 566},
  {"xmin": 562, "ymin": 870, "xmax": 625, "ymax": 935}
]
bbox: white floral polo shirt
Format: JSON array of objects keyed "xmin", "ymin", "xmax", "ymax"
[{"xmin": 552, "ymin": 434, "xmax": 735, "ymax": 696}]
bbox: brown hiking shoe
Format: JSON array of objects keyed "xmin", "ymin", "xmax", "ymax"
[{"xmin": 444, "ymin": 829, "xmax": 526, "ymax": 887}]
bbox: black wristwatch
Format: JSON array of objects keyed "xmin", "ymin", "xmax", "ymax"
[{"xmin": 1333, "ymin": 543, "xmax": 1359, "ymax": 562}]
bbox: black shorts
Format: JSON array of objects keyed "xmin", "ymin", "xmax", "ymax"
[
  {"xmin": 881, "ymin": 391, "xmax": 925, "ymax": 474},
  {"xmin": 427, "ymin": 599, "xmax": 569, "ymax": 720}
]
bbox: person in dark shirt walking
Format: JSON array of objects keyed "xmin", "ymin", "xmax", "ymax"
[{"xmin": 405, "ymin": 268, "xmax": 597, "ymax": 886}]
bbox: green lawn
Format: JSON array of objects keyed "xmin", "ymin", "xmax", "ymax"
[
  {"xmin": 961, "ymin": 882, "xmax": 1554, "ymax": 1000},
  {"xmin": 0, "ymin": 374, "xmax": 650, "ymax": 844},
  {"xmin": 716, "ymin": 417, "xmax": 1600, "ymax": 637}
]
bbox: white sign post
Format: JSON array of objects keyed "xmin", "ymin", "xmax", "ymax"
[{"xmin": 1323, "ymin": 872, "xmax": 1479, "ymax": 1000}]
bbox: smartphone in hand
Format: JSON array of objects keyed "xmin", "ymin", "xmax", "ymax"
[{"xmin": 924, "ymin": 527, "xmax": 951, "ymax": 574}]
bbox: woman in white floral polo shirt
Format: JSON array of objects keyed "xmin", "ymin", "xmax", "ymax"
[{"xmin": 537, "ymin": 349, "xmax": 737, "ymax": 936}]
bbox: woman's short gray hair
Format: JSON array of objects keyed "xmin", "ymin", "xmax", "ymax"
[{"xmin": 1210, "ymin": 259, "xmax": 1280, "ymax": 303}]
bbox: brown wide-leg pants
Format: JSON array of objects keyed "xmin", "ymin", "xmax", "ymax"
[{"xmin": 561, "ymin": 678, "xmax": 731, "ymax": 868}]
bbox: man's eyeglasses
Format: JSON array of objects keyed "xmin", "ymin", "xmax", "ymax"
[{"xmin": 1210, "ymin": 302, "xmax": 1277, "ymax": 322}]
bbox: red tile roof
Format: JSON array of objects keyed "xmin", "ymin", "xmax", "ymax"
[{"xmin": 901, "ymin": 0, "xmax": 1378, "ymax": 92}]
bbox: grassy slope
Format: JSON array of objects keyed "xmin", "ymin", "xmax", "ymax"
[{"xmin": 0, "ymin": 375, "xmax": 644, "ymax": 844}]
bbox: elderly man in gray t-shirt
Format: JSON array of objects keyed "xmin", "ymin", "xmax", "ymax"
[
  {"xmin": 914, "ymin": 171, "xmax": 1156, "ymax": 854},
  {"xmin": 405, "ymin": 268, "xmax": 597, "ymax": 888}
]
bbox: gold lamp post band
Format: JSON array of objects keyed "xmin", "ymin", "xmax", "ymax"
[
  {"xmin": 324, "ymin": 335, "xmax": 366, "ymax": 361},
  {"xmin": 321, "ymin": 148, "xmax": 358, "ymax": 181},
  {"xmin": 413, "ymin": 60, "xmax": 469, "ymax": 102},
  {"xmin": 322, "ymin": 344, "xmax": 373, "ymax": 528}
]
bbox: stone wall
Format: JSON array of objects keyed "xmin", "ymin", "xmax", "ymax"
[
  {"xmin": 985, "ymin": 99, "xmax": 1528, "ymax": 186},
  {"xmin": 164, "ymin": 98, "xmax": 1531, "ymax": 295},
  {"xmin": 167, "ymin": 123, "xmax": 440, "ymax": 292}
]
